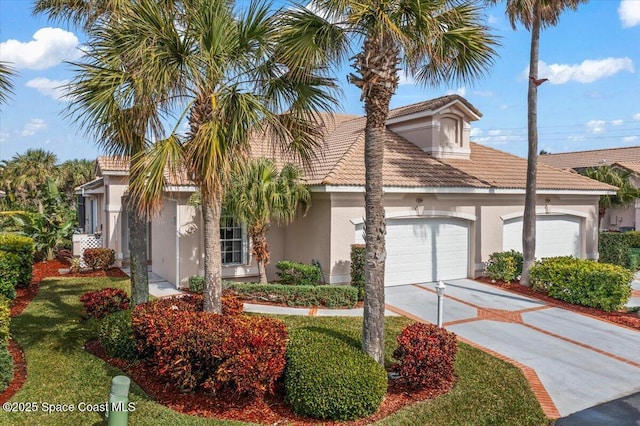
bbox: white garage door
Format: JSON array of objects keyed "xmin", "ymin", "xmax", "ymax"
[
  {"xmin": 356, "ymin": 218, "xmax": 469, "ymax": 287},
  {"xmin": 503, "ymin": 215, "xmax": 582, "ymax": 258}
]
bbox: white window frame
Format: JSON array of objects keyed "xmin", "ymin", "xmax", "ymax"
[{"xmin": 220, "ymin": 217, "xmax": 248, "ymax": 266}]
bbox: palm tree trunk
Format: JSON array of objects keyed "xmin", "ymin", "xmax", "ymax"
[
  {"xmin": 202, "ymin": 192, "xmax": 223, "ymax": 313},
  {"xmin": 521, "ymin": 6, "xmax": 541, "ymax": 287},
  {"xmin": 251, "ymin": 228, "xmax": 269, "ymax": 284},
  {"xmin": 129, "ymin": 156, "xmax": 149, "ymax": 305}
]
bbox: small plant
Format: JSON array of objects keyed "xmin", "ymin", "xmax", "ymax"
[
  {"xmin": 276, "ymin": 261, "xmax": 321, "ymax": 286},
  {"xmin": 79, "ymin": 288, "xmax": 130, "ymax": 320},
  {"xmin": 393, "ymin": 322, "xmax": 458, "ymax": 389},
  {"xmin": 68, "ymin": 256, "xmax": 81, "ymax": 273},
  {"xmin": 188, "ymin": 275, "xmax": 204, "ymax": 293},
  {"xmin": 484, "ymin": 250, "xmax": 523, "ymax": 283},
  {"xmin": 99, "ymin": 310, "xmax": 138, "ymax": 361},
  {"xmin": 350, "ymin": 244, "xmax": 365, "ymax": 300},
  {"xmin": 83, "ymin": 248, "xmax": 116, "ymax": 270}
]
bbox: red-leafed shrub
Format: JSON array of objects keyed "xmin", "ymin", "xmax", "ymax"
[
  {"xmin": 222, "ymin": 295, "xmax": 243, "ymax": 316},
  {"xmin": 79, "ymin": 288, "xmax": 130, "ymax": 319},
  {"xmin": 393, "ymin": 322, "xmax": 458, "ymax": 389},
  {"xmin": 83, "ymin": 248, "xmax": 116, "ymax": 270},
  {"xmin": 131, "ymin": 296, "xmax": 280, "ymax": 398}
]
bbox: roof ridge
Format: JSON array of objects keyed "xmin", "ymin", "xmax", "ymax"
[
  {"xmin": 321, "ymin": 122, "xmax": 365, "ymax": 184},
  {"xmin": 540, "ymin": 146, "xmax": 640, "ymax": 156}
]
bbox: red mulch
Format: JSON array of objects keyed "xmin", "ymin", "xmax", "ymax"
[
  {"xmin": 478, "ymin": 277, "xmax": 640, "ymax": 331},
  {"xmin": 84, "ymin": 339, "xmax": 452, "ymax": 425}
]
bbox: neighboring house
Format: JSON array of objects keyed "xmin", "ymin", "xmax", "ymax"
[
  {"xmin": 539, "ymin": 146, "xmax": 640, "ymax": 231},
  {"xmin": 75, "ymin": 95, "xmax": 614, "ymax": 288}
]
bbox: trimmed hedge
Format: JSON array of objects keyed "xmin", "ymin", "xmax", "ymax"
[
  {"xmin": 132, "ymin": 299, "xmax": 287, "ymax": 396},
  {"xmin": 628, "ymin": 248, "xmax": 640, "ymax": 271},
  {"xmin": 530, "ymin": 256, "xmax": 633, "ymax": 311},
  {"xmin": 285, "ymin": 329, "xmax": 387, "ymax": 421},
  {"xmin": 276, "ymin": 261, "xmax": 321, "ymax": 286},
  {"xmin": 0, "ymin": 296, "xmax": 10, "ymax": 344},
  {"xmin": 599, "ymin": 232, "xmax": 632, "ymax": 268},
  {"xmin": 99, "ymin": 310, "xmax": 138, "ymax": 361},
  {"xmin": 393, "ymin": 322, "xmax": 458, "ymax": 389},
  {"xmin": 224, "ymin": 282, "xmax": 358, "ymax": 308},
  {"xmin": 0, "ymin": 234, "xmax": 34, "ymax": 287},
  {"xmin": 83, "ymin": 247, "xmax": 116, "ymax": 270},
  {"xmin": 484, "ymin": 250, "xmax": 523, "ymax": 283},
  {"xmin": 350, "ymin": 244, "xmax": 365, "ymax": 301},
  {"xmin": 0, "ymin": 342, "xmax": 13, "ymax": 393},
  {"xmin": 0, "ymin": 251, "xmax": 19, "ymax": 300}
]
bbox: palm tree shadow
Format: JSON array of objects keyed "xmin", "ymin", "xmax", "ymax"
[{"xmin": 301, "ymin": 326, "xmax": 360, "ymax": 349}]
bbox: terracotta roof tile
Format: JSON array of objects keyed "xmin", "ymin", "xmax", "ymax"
[
  {"xmin": 613, "ymin": 161, "xmax": 640, "ymax": 175},
  {"xmin": 96, "ymin": 156, "xmax": 128, "ymax": 174},
  {"xmin": 538, "ymin": 146, "xmax": 640, "ymax": 169},
  {"xmin": 387, "ymin": 94, "xmax": 482, "ymax": 120}
]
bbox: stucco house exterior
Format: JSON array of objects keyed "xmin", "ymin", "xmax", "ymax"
[
  {"xmin": 75, "ymin": 95, "xmax": 614, "ymax": 288},
  {"xmin": 539, "ymin": 146, "xmax": 640, "ymax": 232}
]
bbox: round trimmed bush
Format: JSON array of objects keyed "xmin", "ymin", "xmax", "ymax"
[
  {"xmin": 285, "ymin": 329, "xmax": 387, "ymax": 421},
  {"xmin": 99, "ymin": 310, "xmax": 138, "ymax": 361},
  {"xmin": 0, "ymin": 342, "xmax": 13, "ymax": 392}
]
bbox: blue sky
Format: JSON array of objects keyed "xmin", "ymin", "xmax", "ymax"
[{"xmin": 1, "ymin": 0, "xmax": 639, "ymax": 163}]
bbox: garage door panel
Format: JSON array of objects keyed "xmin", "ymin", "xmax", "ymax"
[{"xmin": 503, "ymin": 215, "xmax": 581, "ymax": 258}]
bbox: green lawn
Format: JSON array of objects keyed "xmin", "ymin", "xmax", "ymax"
[{"xmin": 1, "ymin": 277, "xmax": 549, "ymax": 425}]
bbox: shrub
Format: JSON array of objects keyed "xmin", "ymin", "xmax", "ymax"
[
  {"xmin": 0, "ymin": 296, "xmax": 10, "ymax": 344},
  {"xmin": 83, "ymin": 247, "xmax": 116, "ymax": 270},
  {"xmin": 276, "ymin": 261, "xmax": 321, "ymax": 286},
  {"xmin": 189, "ymin": 275, "xmax": 204, "ymax": 293},
  {"xmin": 79, "ymin": 288, "xmax": 130, "ymax": 320},
  {"xmin": 285, "ymin": 329, "xmax": 387, "ymax": 421},
  {"xmin": 530, "ymin": 256, "xmax": 633, "ymax": 311},
  {"xmin": 393, "ymin": 322, "xmax": 458, "ymax": 389},
  {"xmin": 99, "ymin": 310, "xmax": 138, "ymax": 361},
  {"xmin": 0, "ymin": 251, "xmax": 19, "ymax": 300},
  {"xmin": 628, "ymin": 248, "xmax": 640, "ymax": 271},
  {"xmin": 484, "ymin": 250, "xmax": 523, "ymax": 283},
  {"xmin": 625, "ymin": 231, "xmax": 640, "ymax": 248},
  {"xmin": 225, "ymin": 282, "xmax": 357, "ymax": 308},
  {"xmin": 599, "ymin": 232, "xmax": 632, "ymax": 268},
  {"xmin": 350, "ymin": 244, "xmax": 365, "ymax": 300},
  {"xmin": 0, "ymin": 234, "xmax": 34, "ymax": 287},
  {"xmin": 132, "ymin": 300, "xmax": 287, "ymax": 396},
  {"xmin": 0, "ymin": 342, "xmax": 13, "ymax": 393}
]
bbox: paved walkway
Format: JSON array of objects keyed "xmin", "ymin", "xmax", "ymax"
[{"xmin": 385, "ymin": 279, "xmax": 640, "ymax": 419}]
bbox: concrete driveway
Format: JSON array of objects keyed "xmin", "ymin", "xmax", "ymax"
[{"xmin": 385, "ymin": 279, "xmax": 640, "ymax": 419}]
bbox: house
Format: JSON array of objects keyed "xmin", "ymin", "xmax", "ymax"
[
  {"xmin": 75, "ymin": 95, "xmax": 614, "ymax": 288},
  {"xmin": 539, "ymin": 146, "xmax": 640, "ymax": 231}
]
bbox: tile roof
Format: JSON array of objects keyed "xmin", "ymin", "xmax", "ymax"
[
  {"xmin": 613, "ymin": 161, "xmax": 640, "ymax": 175},
  {"xmin": 96, "ymin": 156, "xmax": 129, "ymax": 174},
  {"xmin": 538, "ymin": 146, "xmax": 640, "ymax": 170},
  {"xmin": 386, "ymin": 94, "xmax": 482, "ymax": 120}
]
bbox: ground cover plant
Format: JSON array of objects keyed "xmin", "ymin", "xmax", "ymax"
[{"xmin": 0, "ymin": 268, "xmax": 549, "ymax": 425}]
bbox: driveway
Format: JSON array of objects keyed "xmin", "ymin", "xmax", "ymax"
[{"xmin": 385, "ymin": 279, "xmax": 640, "ymax": 419}]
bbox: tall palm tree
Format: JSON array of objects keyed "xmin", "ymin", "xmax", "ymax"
[
  {"xmin": 581, "ymin": 165, "xmax": 640, "ymax": 225},
  {"xmin": 0, "ymin": 61, "xmax": 16, "ymax": 107},
  {"xmin": 57, "ymin": 159, "xmax": 95, "ymax": 205},
  {"xmin": 34, "ymin": 0, "xmax": 156, "ymax": 304},
  {"xmin": 101, "ymin": 0, "xmax": 338, "ymax": 313},
  {"xmin": 487, "ymin": 0, "xmax": 586, "ymax": 286},
  {"xmin": 224, "ymin": 159, "xmax": 310, "ymax": 283},
  {"xmin": 280, "ymin": 0, "xmax": 498, "ymax": 363},
  {"xmin": 0, "ymin": 149, "xmax": 59, "ymax": 211}
]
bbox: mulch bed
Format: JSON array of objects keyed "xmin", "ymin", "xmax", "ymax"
[
  {"xmin": 84, "ymin": 339, "xmax": 451, "ymax": 425},
  {"xmin": 478, "ymin": 277, "xmax": 640, "ymax": 331}
]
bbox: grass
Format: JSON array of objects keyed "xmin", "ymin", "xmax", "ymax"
[{"xmin": 1, "ymin": 277, "xmax": 549, "ymax": 425}]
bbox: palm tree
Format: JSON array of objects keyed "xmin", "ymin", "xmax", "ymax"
[
  {"xmin": 101, "ymin": 0, "xmax": 338, "ymax": 313},
  {"xmin": 224, "ymin": 159, "xmax": 310, "ymax": 283},
  {"xmin": 0, "ymin": 61, "xmax": 16, "ymax": 106},
  {"xmin": 581, "ymin": 165, "xmax": 640, "ymax": 225},
  {"xmin": 0, "ymin": 149, "xmax": 59, "ymax": 211},
  {"xmin": 280, "ymin": 0, "xmax": 498, "ymax": 363},
  {"xmin": 57, "ymin": 159, "xmax": 95, "ymax": 205},
  {"xmin": 487, "ymin": 0, "xmax": 586, "ymax": 286},
  {"xmin": 34, "ymin": 0, "xmax": 156, "ymax": 305}
]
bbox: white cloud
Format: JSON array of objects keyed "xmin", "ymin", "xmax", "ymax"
[
  {"xmin": 619, "ymin": 0, "xmax": 640, "ymax": 28},
  {"xmin": 21, "ymin": 119, "xmax": 47, "ymax": 137},
  {"xmin": 487, "ymin": 14, "xmax": 499, "ymax": 25},
  {"xmin": 523, "ymin": 58, "xmax": 635, "ymax": 84},
  {"xmin": 470, "ymin": 128, "xmax": 483, "ymax": 137},
  {"xmin": 634, "ymin": 113, "xmax": 640, "ymax": 121},
  {"xmin": 26, "ymin": 78, "xmax": 71, "ymax": 101},
  {"xmin": 488, "ymin": 129, "xmax": 502, "ymax": 136},
  {"xmin": 623, "ymin": 136, "xmax": 639, "ymax": 143},
  {"xmin": 0, "ymin": 28, "xmax": 81, "ymax": 70},
  {"xmin": 568, "ymin": 135, "xmax": 585, "ymax": 141},
  {"xmin": 586, "ymin": 120, "xmax": 606, "ymax": 134},
  {"xmin": 472, "ymin": 90, "xmax": 494, "ymax": 97},
  {"xmin": 398, "ymin": 72, "xmax": 416, "ymax": 86},
  {"xmin": 610, "ymin": 119, "xmax": 624, "ymax": 126},
  {"xmin": 445, "ymin": 86, "xmax": 466, "ymax": 96}
]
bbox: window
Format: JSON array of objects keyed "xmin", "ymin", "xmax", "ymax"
[{"xmin": 220, "ymin": 217, "xmax": 246, "ymax": 265}]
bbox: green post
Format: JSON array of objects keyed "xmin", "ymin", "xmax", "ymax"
[{"xmin": 107, "ymin": 375, "xmax": 131, "ymax": 425}]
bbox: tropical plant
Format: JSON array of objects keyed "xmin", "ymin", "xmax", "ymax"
[
  {"xmin": 57, "ymin": 159, "xmax": 95, "ymax": 205},
  {"xmin": 486, "ymin": 0, "xmax": 587, "ymax": 285},
  {"xmin": 224, "ymin": 159, "xmax": 310, "ymax": 283},
  {"xmin": 0, "ymin": 61, "xmax": 16, "ymax": 107},
  {"xmin": 95, "ymin": 0, "xmax": 339, "ymax": 314},
  {"xmin": 34, "ymin": 0, "xmax": 156, "ymax": 305},
  {"xmin": 280, "ymin": 0, "xmax": 498, "ymax": 363},
  {"xmin": 580, "ymin": 165, "xmax": 639, "ymax": 224},
  {"xmin": 0, "ymin": 149, "xmax": 59, "ymax": 211}
]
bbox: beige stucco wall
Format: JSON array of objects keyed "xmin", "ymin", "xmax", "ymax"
[
  {"xmin": 151, "ymin": 199, "xmax": 177, "ymax": 285},
  {"xmin": 103, "ymin": 175, "xmax": 128, "ymax": 263}
]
